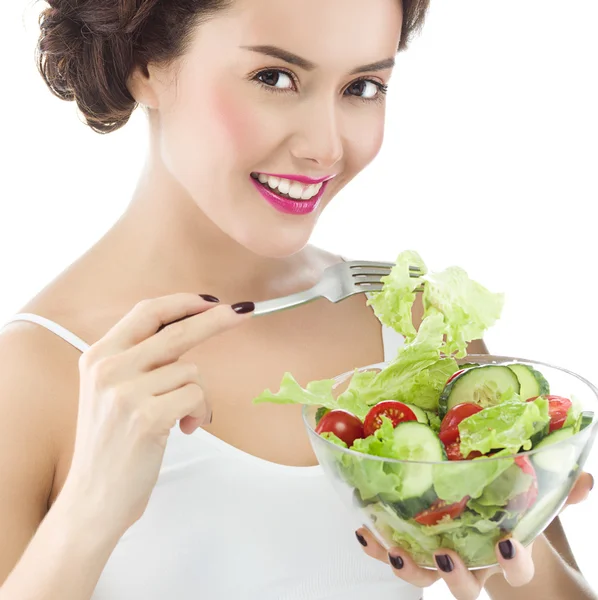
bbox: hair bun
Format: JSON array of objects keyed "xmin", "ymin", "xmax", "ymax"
[{"xmin": 36, "ymin": 0, "xmax": 162, "ymax": 133}]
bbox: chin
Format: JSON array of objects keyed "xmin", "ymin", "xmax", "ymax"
[{"xmin": 233, "ymin": 224, "xmax": 313, "ymax": 258}]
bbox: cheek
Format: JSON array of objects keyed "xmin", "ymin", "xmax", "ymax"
[
  {"xmin": 206, "ymin": 86, "xmax": 263, "ymax": 165},
  {"xmin": 349, "ymin": 116, "xmax": 385, "ymax": 171}
]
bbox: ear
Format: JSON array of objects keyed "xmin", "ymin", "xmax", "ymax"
[{"xmin": 127, "ymin": 63, "xmax": 160, "ymax": 109}]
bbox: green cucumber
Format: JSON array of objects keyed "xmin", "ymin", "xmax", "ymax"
[
  {"xmin": 507, "ymin": 364, "xmax": 550, "ymax": 400},
  {"xmin": 390, "ymin": 487, "xmax": 438, "ymax": 520},
  {"xmin": 315, "ymin": 407, "xmax": 330, "ymax": 425},
  {"xmin": 403, "ymin": 403, "xmax": 428, "ymax": 425},
  {"xmin": 532, "ymin": 427, "xmax": 576, "ymax": 475},
  {"xmin": 391, "ymin": 422, "xmax": 445, "ymax": 502},
  {"xmin": 438, "ymin": 365, "xmax": 521, "ymax": 418},
  {"xmin": 579, "ymin": 411, "xmax": 594, "ymax": 432},
  {"xmin": 512, "ymin": 485, "xmax": 569, "ymax": 543},
  {"xmin": 529, "ymin": 422, "xmax": 550, "ymax": 447}
]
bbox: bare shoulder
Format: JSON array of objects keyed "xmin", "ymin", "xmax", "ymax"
[{"xmin": 0, "ymin": 320, "xmax": 81, "ymax": 584}]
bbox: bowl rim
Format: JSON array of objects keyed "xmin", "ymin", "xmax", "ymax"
[{"xmin": 301, "ymin": 354, "xmax": 598, "ymax": 466}]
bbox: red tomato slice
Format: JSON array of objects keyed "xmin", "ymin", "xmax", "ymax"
[
  {"xmin": 526, "ymin": 395, "xmax": 572, "ymax": 433},
  {"xmin": 446, "ymin": 369, "xmax": 466, "ymax": 386},
  {"xmin": 445, "ymin": 442, "xmax": 483, "ymax": 461},
  {"xmin": 439, "ymin": 403, "xmax": 484, "ymax": 446},
  {"xmin": 506, "ymin": 456, "xmax": 538, "ymax": 512},
  {"xmin": 414, "ymin": 496, "xmax": 470, "ymax": 526},
  {"xmin": 315, "ymin": 410, "xmax": 364, "ymax": 447},
  {"xmin": 363, "ymin": 401, "xmax": 417, "ymax": 437}
]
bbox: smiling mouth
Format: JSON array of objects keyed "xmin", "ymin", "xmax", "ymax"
[{"xmin": 250, "ymin": 172, "xmax": 323, "ymax": 201}]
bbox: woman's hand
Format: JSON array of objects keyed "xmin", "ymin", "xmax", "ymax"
[
  {"xmin": 355, "ymin": 471, "xmax": 593, "ymax": 600},
  {"xmin": 60, "ymin": 293, "xmax": 253, "ymax": 540}
]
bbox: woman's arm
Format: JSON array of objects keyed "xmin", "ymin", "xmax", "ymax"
[{"xmin": 484, "ymin": 532, "xmax": 597, "ymax": 600}]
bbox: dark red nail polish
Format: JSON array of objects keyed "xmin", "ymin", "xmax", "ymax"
[
  {"xmin": 499, "ymin": 540, "xmax": 516, "ymax": 560},
  {"xmin": 389, "ymin": 554, "xmax": 404, "ymax": 569},
  {"xmin": 199, "ymin": 294, "xmax": 220, "ymax": 303},
  {"xmin": 355, "ymin": 532, "xmax": 367, "ymax": 547},
  {"xmin": 232, "ymin": 301, "xmax": 255, "ymax": 314},
  {"xmin": 435, "ymin": 554, "xmax": 454, "ymax": 573}
]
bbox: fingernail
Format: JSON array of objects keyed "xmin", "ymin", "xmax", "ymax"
[
  {"xmin": 435, "ymin": 554, "xmax": 454, "ymax": 573},
  {"xmin": 232, "ymin": 301, "xmax": 255, "ymax": 314},
  {"xmin": 590, "ymin": 474, "xmax": 595, "ymax": 491},
  {"xmin": 355, "ymin": 531, "xmax": 367, "ymax": 547},
  {"xmin": 499, "ymin": 539, "xmax": 516, "ymax": 560},
  {"xmin": 199, "ymin": 294, "xmax": 220, "ymax": 303},
  {"xmin": 388, "ymin": 554, "xmax": 404, "ymax": 570}
]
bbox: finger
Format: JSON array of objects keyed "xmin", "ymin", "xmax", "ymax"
[
  {"xmin": 129, "ymin": 303, "xmax": 253, "ymax": 371},
  {"xmin": 99, "ymin": 293, "xmax": 219, "ymax": 353},
  {"xmin": 137, "ymin": 359, "xmax": 202, "ymax": 397},
  {"xmin": 150, "ymin": 381, "xmax": 210, "ymax": 429},
  {"xmin": 432, "ymin": 549, "xmax": 483, "ymax": 600},
  {"xmin": 355, "ymin": 528, "xmax": 439, "ymax": 588},
  {"xmin": 562, "ymin": 471, "xmax": 594, "ymax": 509},
  {"xmin": 495, "ymin": 538, "xmax": 535, "ymax": 587}
]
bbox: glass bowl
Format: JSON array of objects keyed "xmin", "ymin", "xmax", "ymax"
[{"xmin": 302, "ymin": 355, "xmax": 598, "ymax": 569}]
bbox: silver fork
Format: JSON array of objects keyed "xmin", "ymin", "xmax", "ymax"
[{"xmin": 253, "ymin": 261, "xmax": 423, "ymax": 317}]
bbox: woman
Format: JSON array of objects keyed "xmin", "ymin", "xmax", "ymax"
[{"xmin": 0, "ymin": 0, "xmax": 594, "ymax": 599}]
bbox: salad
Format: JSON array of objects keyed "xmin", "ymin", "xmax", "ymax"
[{"xmin": 253, "ymin": 250, "xmax": 595, "ymax": 566}]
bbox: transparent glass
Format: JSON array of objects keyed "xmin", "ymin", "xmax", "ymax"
[{"xmin": 302, "ymin": 355, "xmax": 598, "ymax": 569}]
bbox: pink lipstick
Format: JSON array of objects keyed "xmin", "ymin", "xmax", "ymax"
[{"xmin": 250, "ymin": 176, "xmax": 329, "ymax": 216}]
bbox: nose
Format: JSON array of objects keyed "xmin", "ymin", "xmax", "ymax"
[{"xmin": 290, "ymin": 102, "xmax": 344, "ymax": 170}]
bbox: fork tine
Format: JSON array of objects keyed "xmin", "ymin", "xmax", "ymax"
[
  {"xmin": 346, "ymin": 260, "xmax": 422, "ymax": 274},
  {"xmin": 354, "ymin": 282, "xmax": 385, "ymax": 292},
  {"xmin": 350, "ymin": 266, "xmax": 392, "ymax": 277},
  {"xmin": 353, "ymin": 275, "xmax": 387, "ymax": 284}
]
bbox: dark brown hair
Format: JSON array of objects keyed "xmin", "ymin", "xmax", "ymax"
[{"xmin": 37, "ymin": 0, "xmax": 429, "ymax": 134}]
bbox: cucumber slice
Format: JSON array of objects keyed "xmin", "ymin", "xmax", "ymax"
[
  {"xmin": 579, "ymin": 411, "xmax": 595, "ymax": 432},
  {"xmin": 529, "ymin": 422, "xmax": 550, "ymax": 447},
  {"xmin": 512, "ymin": 485, "xmax": 569, "ymax": 543},
  {"xmin": 507, "ymin": 364, "xmax": 550, "ymax": 400},
  {"xmin": 532, "ymin": 427, "xmax": 576, "ymax": 474},
  {"xmin": 315, "ymin": 407, "xmax": 330, "ymax": 425},
  {"xmin": 390, "ymin": 487, "xmax": 438, "ymax": 520},
  {"xmin": 438, "ymin": 365, "xmax": 521, "ymax": 418},
  {"xmin": 403, "ymin": 403, "xmax": 428, "ymax": 425},
  {"xmin": 391, "ymin": 422, "xmax": 445, "ymax": 501}
]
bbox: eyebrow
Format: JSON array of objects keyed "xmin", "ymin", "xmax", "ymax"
[{"xmin": 240, "ymin": 45, "xmax": 395, "ymax": 75}]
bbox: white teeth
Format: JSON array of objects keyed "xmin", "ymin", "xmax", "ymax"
[
  {"xmin": 253, "ymin": 173, "xmax": 324, "ymax": 200},
  {"xmin": 301, "ymin": 184, "xmax": 318, "ymax": 200},
  {"xmin": 288, "ymin": 182, "xmax": 304, "ymax": 199},
  {"xmin": 267, "ymin": 176, "xmax": 280, "ymax": 189},
  {"xmin": 277, "ymin": 179, "xmax": 291, "ymax": 195}
]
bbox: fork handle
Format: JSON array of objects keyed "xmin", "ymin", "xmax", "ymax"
[{"xmin": 252, "ymin": 283, "xmax": 323, "ymax": 317}]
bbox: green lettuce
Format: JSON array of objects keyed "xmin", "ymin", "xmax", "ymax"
[
  {"xmin": 433, "ymin": 456, "xmax": 514, "ymax": 503},
  {"xmin": 473, "ymin": 463, "xmax": 534, "ymax": 506},
  {"xmin": 337, "ymin": 314, "xmax": 458, "ymax": 412},
  {"xmin": 459, "ymin": 396, "xmax": 551, "ymax": 456},
  {"xmin": 423, "ymin": 267, "xmax": 504, "ymax": 358},
  {"xmin": 367, "ymin": 250, "xmax": 427, "ymax": 341},
  {"xmin": 440, "ymin": 527, "xmax": 500, "ymax": 566}
]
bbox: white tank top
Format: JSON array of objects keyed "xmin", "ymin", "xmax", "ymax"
[{"xmin": 3, "ymin": 311, "xmax": 421, "ymax": 600}]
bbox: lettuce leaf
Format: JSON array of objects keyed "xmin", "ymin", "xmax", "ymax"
[
  {"xmin": 367, "ymin": 250, "xmax": 427, "ymax": 341},
  {"xmin": 433, "ymin": 456, "xmax": 514, "ymax": 503},
  {"xmin": 423, "ymin": 267, "xmax": 504, "ymax": 358},
  {"xmin": 459, "ymin": 396, "xmax": 551, "ymax": 456},
  {"xmin": 473, "ymin": 463, "xmax": 534, "ymax": 506}
]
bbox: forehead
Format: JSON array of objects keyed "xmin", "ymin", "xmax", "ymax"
[{"xmin": 216, "ymin": 0, "xmax": 404, "ymax": 67}]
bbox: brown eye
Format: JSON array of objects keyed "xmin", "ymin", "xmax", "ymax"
[
  {"xmin": 256, "ymin": 70, "xmax": 294, "ymax": 90},
  {"xmin": 346, "ymin": 79, "xmax": 383, "ymax": 99}
]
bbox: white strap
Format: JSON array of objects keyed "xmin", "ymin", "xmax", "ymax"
[{"xmin": 3, "ymin": 313, "xmax": 90, "ymax": 353}]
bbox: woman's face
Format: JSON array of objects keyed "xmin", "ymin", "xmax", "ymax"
[{"xmin": 148, "ymin": 0, "xmax": 403, "ymax": 257}]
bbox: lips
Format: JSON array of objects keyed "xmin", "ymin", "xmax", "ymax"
[{"xmin": 250, "ymin": 175, "xmax": 329, "ymax": 216}]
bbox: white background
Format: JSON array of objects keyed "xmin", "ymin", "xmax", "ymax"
[{"xmin": 1, "ymin": 1, "xmax": 597, "ymax": 598}]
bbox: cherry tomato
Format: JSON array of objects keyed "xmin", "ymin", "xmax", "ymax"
[
  {"xmin": 363, "ymin": 401, "xmax": 417, "ymax": 437},
  {"xmin": 315, "ymin": 410, "xmax": 364, "ymax": 447},
  {"xmin": 439, "ymin": 403, "xmax": 484, "ymax": 446},
  {"xmin": 445, "ymin": 369, "xmax": 466, "ymax": 386},
  {"xmin": 506, "ymin": 456, "xmax": 538, "ymax": 512},
  {"xmin": 527, "ymin": 395, "xmax": 572, "ymax": 432},
  {"xmin": 414, "ymin": 496, "xmax": 470, "ymax": 526},
  {"xmin": 445, "ymin": 442, "xmax": 483, "ymax": 461}
]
